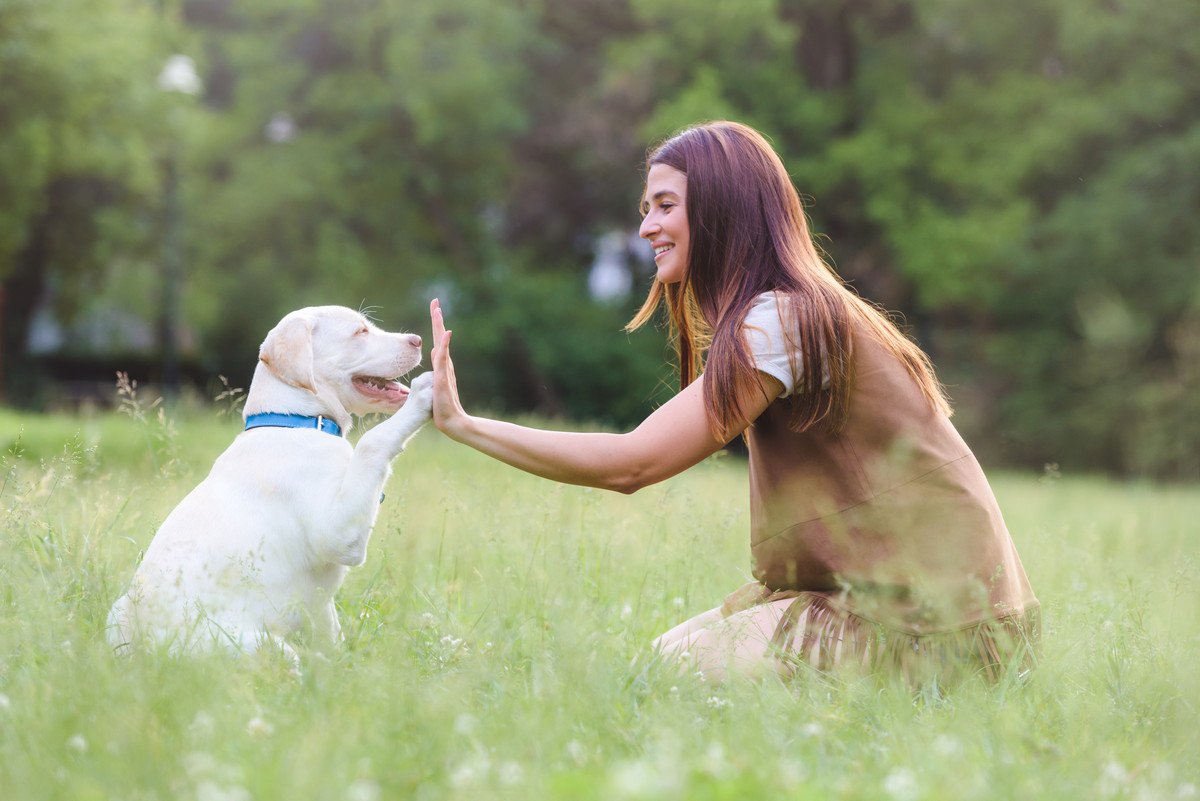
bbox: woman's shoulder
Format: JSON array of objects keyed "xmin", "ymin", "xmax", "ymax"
[
  {"xmin": 742, "ymin": 291, "xmax": 801, "ymax": 396},
  {"xmin": 745, "ymin": 290, "xmax": 788, "ymax": 323}
]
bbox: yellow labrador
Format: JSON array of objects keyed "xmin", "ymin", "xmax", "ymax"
[{"xmin": 107, "ymin": 306, "xmax": 432, "ymax": 665}]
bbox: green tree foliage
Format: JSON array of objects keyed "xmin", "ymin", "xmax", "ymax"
[
  {"xmin": 3, "ymin": 0, "xmax": 1198, "ymax": 477},
  {"xmin": 0, "ymin": 0, "xmax": 165, "ymax": 400},
  {"xmin": 822, "ymin": 0, "xmax": 1200, "ymax": 475},
  {"xmin": 182, "ymin": 0, "xmax": 534, "ymax": 337},
  {"xmin": 181, "ymin": 0, "xmax": 669, "ymax": 421}
]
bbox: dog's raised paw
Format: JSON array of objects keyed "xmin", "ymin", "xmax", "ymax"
[
  {"xmin": 406, "ymin": 371, "xmax": 434, "ymax": 414},
  {"xmin": 410, "ymin": 371, "xmax": 434, "ymax": 395}
]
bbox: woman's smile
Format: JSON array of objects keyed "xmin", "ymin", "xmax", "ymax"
[{"xmin": 639, "ymin": 164, "xmax": 689, "ymax": 284}]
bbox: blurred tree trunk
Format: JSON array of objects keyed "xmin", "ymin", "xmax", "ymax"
[
  {"xmin": 0, "ymin": 216, "xmax": 49, "ymax": 405},
  {"xmin": 790, "ymin": 2, "xmax": 858, "ymax": 91}
]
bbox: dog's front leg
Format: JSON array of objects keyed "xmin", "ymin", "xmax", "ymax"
[{"xmin": 316, "ymin": 373, "xmax": 434, "ymax": 566}]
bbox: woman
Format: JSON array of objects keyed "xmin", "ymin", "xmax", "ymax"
[{"xmin": 428, "ymin": 121, "xmax": 1038, "ymax": 684}]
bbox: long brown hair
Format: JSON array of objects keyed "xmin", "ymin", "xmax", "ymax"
[{"xmin": 627, "ymin": 121, "xmax": 950, "ymax": 438}]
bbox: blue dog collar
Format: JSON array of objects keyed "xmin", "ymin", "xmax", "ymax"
[{"xmin": 244, "ymin": 413, "xmax": 342, "ymax": 437}]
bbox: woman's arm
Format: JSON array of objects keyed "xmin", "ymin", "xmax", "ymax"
[{"xmin": 429, "ymin": 299, "xmax": 784, "ymax": 494}]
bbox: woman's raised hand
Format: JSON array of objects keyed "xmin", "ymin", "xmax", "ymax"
[{"xmin": 429, "ymin": 298, "xmax": 468, "ymax": 437}]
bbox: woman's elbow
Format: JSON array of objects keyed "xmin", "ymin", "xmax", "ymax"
[
  {"xmin": 605, "ymin": 464, "xmax": 656, "ymax": 495},
  {"xmin": 608, "ymin": 478, "xmax": 641, "ymax": 495}
]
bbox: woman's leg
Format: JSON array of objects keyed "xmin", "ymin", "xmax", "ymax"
[
  {"xmin": 659, "ymin": 598, "xmax": 804, "ymax": 682},
  {"xmin": 651, "ymin": 606, "xmax": 726, "ymax": 653}
]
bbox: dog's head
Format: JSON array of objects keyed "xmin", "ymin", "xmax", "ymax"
[{"xmin": 258, "ymin": 306, "xmax": 422, "ymax": 416}]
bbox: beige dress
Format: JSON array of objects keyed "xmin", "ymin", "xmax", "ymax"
[{"xmin": 731, "ymin": 295, "xmax": 1039, "ymax": 683}]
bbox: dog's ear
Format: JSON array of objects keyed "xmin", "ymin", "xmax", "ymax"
[{"xmin": 259, "ymin": 314, "xmax": 316, "ymax": 392}]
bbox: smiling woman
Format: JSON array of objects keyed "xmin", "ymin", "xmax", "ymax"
[
  {"xmin": 639, "ymin": 163, "xmax": 691, "ymax": 285},
  {"xmin": 424, "ymin": 121, "xmax": 1038, "ymax": 687}
]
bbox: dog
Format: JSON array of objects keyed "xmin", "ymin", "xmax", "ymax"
[{"xmin": 107, "ymin": 305, "xmax": 433, "ymax": 665}]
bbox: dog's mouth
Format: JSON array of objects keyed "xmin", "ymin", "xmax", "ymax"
[{"xmin": 352, "ymin": 375, "xmax": 409, "ymax": 405}]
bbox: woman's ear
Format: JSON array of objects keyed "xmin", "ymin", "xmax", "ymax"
[{"xmin": 259, "ymin": 314, "xmax": 316, "ymax": 392}]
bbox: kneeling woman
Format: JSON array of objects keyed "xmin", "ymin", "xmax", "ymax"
[{"xmin": 428, "ymin": 121, "xmax": 1038, "ymax": 684}]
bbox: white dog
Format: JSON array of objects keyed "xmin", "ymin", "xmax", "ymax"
[{"xmin": 107, "ymin": 305, "xmax": 433, "ymax": 664}]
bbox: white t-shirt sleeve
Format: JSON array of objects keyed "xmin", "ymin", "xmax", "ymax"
[{"xmin": 742, "ymin": 292, "xmax": 800, "ymax": 397}]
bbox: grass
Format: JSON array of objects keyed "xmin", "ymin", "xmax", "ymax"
[{"xmin": 0, "ymin": 401, "xmax": 1197, "ymax": 800}]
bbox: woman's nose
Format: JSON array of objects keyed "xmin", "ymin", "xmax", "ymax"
[{"xmin": 639, "ymin": 217, "xmax": 658, "ymax": 239}]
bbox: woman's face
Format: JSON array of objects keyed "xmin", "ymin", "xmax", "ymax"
[{"xmin": 639, "ymin": 164, "xmax": 690, "ymax": 284}]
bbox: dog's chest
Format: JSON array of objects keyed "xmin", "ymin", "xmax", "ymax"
[{"xmin": 220, "ymin": 431, "xmax": 352, "ymax": 482}]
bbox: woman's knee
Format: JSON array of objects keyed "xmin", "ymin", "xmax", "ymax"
[
  {"xmin": 651, "ymin": 605, "xmax": 724, "ymax": 652},
  {"xmin": 660, "ymin": 603, "xmax": 790, "ymax": 681}
]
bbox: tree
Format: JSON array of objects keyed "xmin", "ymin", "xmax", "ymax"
[
  {"xmin": 0, "ymin": 0, "xmax": 165, "ymax": 402},
  {"xmin": 825, "ymin": 0, "xmax": 1200, "ymax": 475}
]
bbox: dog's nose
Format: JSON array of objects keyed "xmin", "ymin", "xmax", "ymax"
[{"xmin": 407, "ymin": 334, "xmax": 422, "ymax": 349}]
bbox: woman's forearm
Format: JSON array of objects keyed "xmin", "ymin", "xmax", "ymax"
[
  {"xmin": 446, "ymin": 414, "xmax": 644, "ymax": 493},
  {"xmin": 427, "ymin": 299, "xmax": 771, "ymax": 494}
]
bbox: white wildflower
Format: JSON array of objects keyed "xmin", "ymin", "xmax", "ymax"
[
  {"xmin": 779, "ymin": 758, "xmax": 807, "ymax": 787},
  {"xmin": 245, "ymin": 716, "xmax": 274, "ymax": 737},
  {"xmin": 498, "ymin": 761, "xmax": 524, "ymax": 786},
  {"xmin": 801, "ymin": 722, "xmax": 823, "ymax": 738},
  {"xmin": 449, "ymin": 756, "xmax": 490, "ymax": 789},
  {"xmin": 66, "ymin": 734, "xmax": 88, "ymax": 754},
  {"xmin": 705, "ymin": 695, "xmax": 731, "ymax": 710},
  {"xmin": 672, "ymin": 597, "xmax": 685, "ymax": 608},
  {"xmin": 419, "ymin": 612, "xmax": 436, "ymax": 628},
  {"xmin": 1099, "ymin": 760, "xmax": 1130, "ymax": 797},
  {"xmin": 566, "ymin": 740, "xmax": 587, "ymax": 766},
  {"xmin": 610, "ymin": 758, "xmax": 681, "ymax": 799},
  {"xmin": 883, "ymin": 768, "xmax": 919, "ymax": 801},
  {"xmin": 0, "ymin": 693, "xmax": 11, "ymax": 712},
  {"xmin": 183, "ymin": 751, "xmax": 220, "ymax": 779},
  {"xmin": 702, "ymin": 741, "xmax": 736, "ymax": 781},
  {"xmin": 620, "ymin": 603, "xmax": 633, "ymax": 620},
  {"xmin": 196, "ymin": 781, "xmax": 251, "ymax": 801},
  {"xmin": 182, "ymin": 751, "xmax": 244, "ymax": 788},
  {"xmin": 440, "ymin": 635, "xmax": 463, "ymax": 650},
  {"xmin": 189, "ymin": 711, "xmax": 216, "ymax": 740},
  {"xmin": 453, "ymin": 714, "xmax": 478, "ymax": 736},
  {"xmin": 345, "ymin": 778, "xmax": 381, "ymax": 801},
  {"xmin": 932, "ymin": 734, "xmax": 962, "ymax": 757}
]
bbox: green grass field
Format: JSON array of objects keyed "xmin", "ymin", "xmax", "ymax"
[{"xmin": 1, "ymin": 403, "xmax": 1197, "ymax": 800}]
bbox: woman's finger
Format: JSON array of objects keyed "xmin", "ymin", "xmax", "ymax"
[
  {"xmin": 428, "ymin": 299, "xmax": 464, "ymax": 430},
  {"xmin": 431, "ymin": 298, "xmax": 447, "ymax": 347}
]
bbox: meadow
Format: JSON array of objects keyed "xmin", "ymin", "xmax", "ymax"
[{"xmin": 0, "ymin": 398, "xmax": 1197, "ymax": 801}]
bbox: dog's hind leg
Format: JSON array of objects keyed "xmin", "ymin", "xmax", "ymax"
[
  {"xmin": 200, "ymin": 620, "xmax": 302, "ymax": 676},
  {"xmin": 106, "ymin": 595, "xmax": 136, "ymax": 654}
]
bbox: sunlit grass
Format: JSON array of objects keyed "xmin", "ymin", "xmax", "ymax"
[{"xmin": 1, "ymin": 405, "xmax": 1197, "ymax": 800}]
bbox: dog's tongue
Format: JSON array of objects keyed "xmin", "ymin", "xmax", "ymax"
[{"xmin": 354, "ymin": 376, "xmax": 408, "ymax": 404}]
